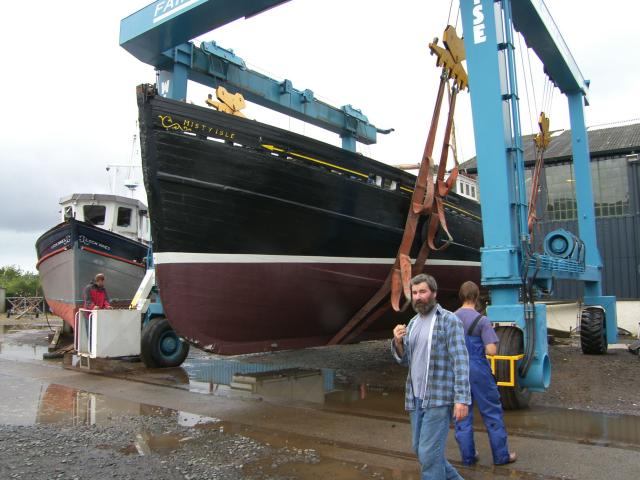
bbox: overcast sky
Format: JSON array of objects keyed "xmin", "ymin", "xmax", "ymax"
[{"xmin": 1, "ymin": 0, "xmax": 639, "ymax": 272}]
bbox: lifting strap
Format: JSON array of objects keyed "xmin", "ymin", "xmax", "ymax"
[
  {"xmin": 328, "ymin": 26, "xmax": 466, "ymax": 346},
  {"xmin": 527, "ymin": 112, "xmax": 550, "ymax": 235}
]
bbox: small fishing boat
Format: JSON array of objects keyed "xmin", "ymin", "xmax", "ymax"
[{"xmin": 35, "ymin": 194, "xmax": 149, "ymax": 328}]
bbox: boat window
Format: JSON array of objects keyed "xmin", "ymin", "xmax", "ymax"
[
  {"xmin": 63, "ymin": 206, "xmax": 74, "ymax": 220},
  {"xmin": 471, "ymin": 185, "xmax": 476, "ymax": 198},
  {"xmin": 117, "ymin": 207, "xmax": 133, "ymax": 227},
  {"xmin": 83, "ymin": 205, "xmax": 106, "ymax": 226}
]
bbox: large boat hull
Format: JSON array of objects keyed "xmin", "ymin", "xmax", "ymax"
[
  {"xmin": 36, "ymin": 220, "xmax": 148, "ymax": 327},
  {"xmin": 155, "ymin": 254, "xmax": 480, "ymax": 354},
  {"xmin": 137, "ymin": 84, "xmax": 483, "ymax": 354}
]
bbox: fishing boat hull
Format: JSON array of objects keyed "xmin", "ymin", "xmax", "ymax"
[
  {"xmin": 154, "ymin": 255, "xmax": 480, "ymax": 354},
  {"xmin": 35, "ymin": 219, "xmax": 148, "ymax": 327},
  {"xmin": 137, "ymin": 84, "xmax": 483, "ymax": 354}
]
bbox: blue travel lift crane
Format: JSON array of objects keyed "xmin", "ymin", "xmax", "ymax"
[
  {"xmin": 458, "ymin": 0, "xmax": 617, "ymax": 408},
  {"xmin": 120, "ymin": 0, "xmax": 393, "ymax": 151},
  {"xmin": 121, "ymin": 1, "xmax": 617, "ymax": 401}
]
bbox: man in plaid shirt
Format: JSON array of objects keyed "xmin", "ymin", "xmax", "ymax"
[{"xmin": 392, "ymin": 273, "xmax": 471, "ymax": 479}]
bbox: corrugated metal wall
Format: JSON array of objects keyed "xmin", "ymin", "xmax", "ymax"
[{"xmin": 536, "ymin": 159, "xmax": 640, "ymax": 300}]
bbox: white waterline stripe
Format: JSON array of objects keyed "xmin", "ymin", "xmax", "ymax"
[{"xmin": 154, "ymin": 252, "xmax": 480, "ymax": 267}]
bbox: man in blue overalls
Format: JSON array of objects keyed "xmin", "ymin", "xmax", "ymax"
[{"xmin": 453, "ymin": 281, "xmax": 517, "ymax": 466}]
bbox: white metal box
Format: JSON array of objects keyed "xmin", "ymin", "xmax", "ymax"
[{"xmin": 75, "ymin": 309, "xmax": 141, "ymax": 358}]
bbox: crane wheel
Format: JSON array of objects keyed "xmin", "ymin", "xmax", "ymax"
[
  {"xmin": 580, "ymin": 307, "xmax": 607, "ymax": 355},
  {"xmin": 141, "ymin": 316, "xmax": 190, "ymax": 368},
  {"xmin": 494, "ymin": 326, "xmax": 531, "ymax": 410}
]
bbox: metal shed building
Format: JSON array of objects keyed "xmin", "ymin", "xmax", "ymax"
[{"xmin": 459, "ymin": 121, "xmax": 640, "ymax": 301}]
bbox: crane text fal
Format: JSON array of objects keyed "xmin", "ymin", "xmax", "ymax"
[{"xmin": 153, "ymin": 0, "xmax": 199, "ymax": 24}]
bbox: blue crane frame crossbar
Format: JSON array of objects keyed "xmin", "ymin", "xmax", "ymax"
[
  {"xmin": 120, "ymin": 0, "xmax": 290, "ymax": 66},
  {"xmin": 119, "ymin": 0, "xmax": 382, "ymax": 149}
]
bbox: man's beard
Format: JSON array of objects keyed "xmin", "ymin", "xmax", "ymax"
[{"xmin": 412, "ymin": 296, "xmax": 436, "ymax": 315}]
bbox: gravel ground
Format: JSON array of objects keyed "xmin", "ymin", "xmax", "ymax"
[
  {"xmin": 536, "ymin": 336, "xmax": 640, "ymax": 415},
  {"xmin": 0, "ymin": 413, "xmax": 319, "ymax": 480}
]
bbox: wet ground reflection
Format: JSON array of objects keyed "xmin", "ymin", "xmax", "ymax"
[
  {"xmin": 0, "ymin": 323, "xmax": 55, "ymax": 360},
  {"xmin": 3, "ymin": 326, "xmax": 640, "ymax": 459},
  {"xmin": 183, "ymin": 356, "xmax": 333, "ymax": 403},
  {"xmin": 504, "ymin": 405, "xmax": 640, "ymax": 449},
  {"xmin": 0, "ymin": 324, "xmax": 49, "ymax": 360},
  {"xmin": 0, "ymin": 341, "xmax": 50, "ymax": 361},
  {"xmin": 38, "ymin": 383, "xmax": 174, "ymax": 426},
  {"xmin": 180, "ymin": 356, "xmax": 640, "ymax": 450}
]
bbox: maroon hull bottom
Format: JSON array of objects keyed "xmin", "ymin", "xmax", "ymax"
[
  {"xmin": 46, "ymin": 298, "xmax": 78, "ymax": 327},
  {"xmin": 156, "ymin": 261, "xmax": 480, "ymax": 354},
  {"xmin": 45, "ymin": 298, "xmax": 134, "ymax": 328}
]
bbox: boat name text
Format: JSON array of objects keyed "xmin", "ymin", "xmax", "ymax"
[
  {"xmin": 158, "ymin": 115, "xmax": 236, "ymax": 140},
  {"xmin": 79, "ymin": 235, "xmax": 111, "ymax": 252},
  {"xmin": 50, "ymin": 235, "xmax": 71, "ymax": 251},
  {"xmin": 472, "ymin": 0, "xmax": 487, "ymax": 44}
]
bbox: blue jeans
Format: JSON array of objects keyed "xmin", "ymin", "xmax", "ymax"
[{"xmin": 410, "ymin": 399, "xmax": 464, "ymax": 480}]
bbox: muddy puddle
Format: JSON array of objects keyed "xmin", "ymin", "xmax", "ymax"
[
  {"xmin": 325, "ymin": 387, "xmax": 640, "ymax": 450},
  {"xmin": 183, "ymin": 357, "xmax": 335, "ymax": 403},
  {"xmin": 0, "ymin": 377, "xmax": 573, "ymax": 480},
  {"xmin": 3, "ymin": 328, "xmax": 640, "ymax": 456},
  {"xmin": 0, "ymin": 340, "xmax": 50, "ymax": 361},
  {"xmin": 0, "ymin": 380, "xmax": 417, "ymax": 477},
  {"xmin": 0, "ymin": 380, "xmax": 170, "ymax": 426},
  {"xmin": 0, "ymin": 323, "xmax": 57, "ymax": 361},
  {"xmin": 179, "ymin": 357, "xmax": 640, "ymax": 450},
  {"xmin": 244, "ymin": 455, "xmax": 412, "ymax": 479},
  {"xmin": 2, "ymin": 356, "xmax": 638, "ymax": 479},
  {"xmin": 0, "ymin": 322, "xmax": 54, "ymax": 333},
  {"xmin": 505, "ymin": 405, "xmax": 640, "ymax": 449},
  {"xmin": 59, "ymin": 353, "xmax": 640, "ymax": 451}
]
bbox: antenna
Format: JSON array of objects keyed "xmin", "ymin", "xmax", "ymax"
[{"xmin": 123, "ymin": 178, "xmax": 139, "ymax": 197}]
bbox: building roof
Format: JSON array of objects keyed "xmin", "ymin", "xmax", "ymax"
[{"xmin": 459, "ymin": 121, "xmax": 640, "ymax": 174}]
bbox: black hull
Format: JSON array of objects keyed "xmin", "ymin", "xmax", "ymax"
[
  {"xmin": 35, "ymin": 219, "xmax": 148, "ymax": 326},
  {"xmin": 137, "ymin": 84, "xmax": 483, "ymax": 354}
]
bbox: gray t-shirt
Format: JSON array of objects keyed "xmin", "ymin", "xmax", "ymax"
[{"xmin": 409, "ymin": 309, "xmax": 436, "ymax": 399}]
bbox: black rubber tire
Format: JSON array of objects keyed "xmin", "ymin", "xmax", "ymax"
[
  {"xmin": 580, "ymin": 307, "xmax": 607, "ymax": 355},
  {"xmin": 141, "ymin": 316, "xmax": 189, "ymax": 368},
  {"xmin": 494, "ymin": 326, "xmax": 531, "ymax": 410}
]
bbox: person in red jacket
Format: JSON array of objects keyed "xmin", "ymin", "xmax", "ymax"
[{"xmin": 83, "ymin": 273, "xmax": 112, "ymax": 309}]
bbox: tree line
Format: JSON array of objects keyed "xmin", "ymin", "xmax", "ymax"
[{"xmin": 0, "ymin": 265, "xmax": 41, "ymax": 297}]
